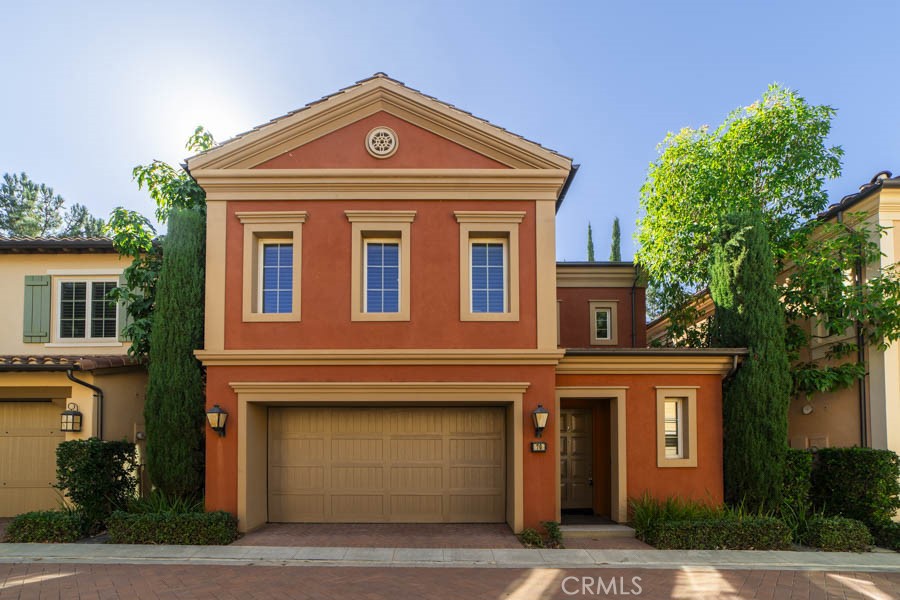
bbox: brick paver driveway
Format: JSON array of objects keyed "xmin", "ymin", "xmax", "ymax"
[
  {"xmin": 1, "ymin": 563, "xmax": 897, "ymax": 599},
  {"xmin": 234, "ymin": 522, "xmax": 524, "ymax": 548}
]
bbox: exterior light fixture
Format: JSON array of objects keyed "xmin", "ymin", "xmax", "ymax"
[
  {"xmin": 206, "ymin": 404, "xmax": 228, "ymax": 437},
  {"xmin": 60, "ymin": 403, "xmax": 83, "ymax": 432},
  {"xmin": 532, "ymin": 404, "xmax": 550, "ymax": 438}
]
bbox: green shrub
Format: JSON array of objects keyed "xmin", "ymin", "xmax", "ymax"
[
  {"xmin": 56, "ymin": 438, "xmax": 138, "ymax": 533},
  {"xmin": 518, "ymin": 528, "xmax": 544, "ymax": 548},
  {"xmin": 871, "ymin": 521, "xmax": 900, "ymax": 552},
  {"xmin": 106, "ymin": 511, "xmax": 237, "ymax": 545},
  {"xmin": 4, "ymin": 510, "xmax": 87, "ymax": 543},
  {"xmin": 127, "ymin": 490, "xmax": 203, "ymax": 514},
  {"xmin": 629, "ymin": 494, "xmax": 721, "ymax": 541},
  {"xmin": 541, "ymin": 520, "xmax": 564, "ymax": 549},
  {"xmin": 810, "ymin": 448, "xmax": 900, "ymax": 529},
  {"xmin": 802, "ymin": 515, "xmax": 872, "ymax": 552},
  {"xmin": 783, "ymin": 449, "xmax": 813, "ymax": 511},
  {"xmin": 651, "ymin": 516, "xmax": 791, "ymax": 550}
]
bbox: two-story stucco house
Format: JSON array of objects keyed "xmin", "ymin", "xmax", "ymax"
[
  {"xmin": 189, "ymin": 74, "xmax": 743, "ymax": 532},
  {"xmin": 0, "ymin": 237, "xmax": 147, "ymax": 517}
]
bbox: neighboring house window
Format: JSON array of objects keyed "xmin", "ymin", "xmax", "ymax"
[
  {"xmin": 364, "ymin": 240, "xmax": 400, "ymax": 313},
  {"xmin": 656, "ymin": 387, "xmax": 698, "ymax": 467},
  {"xmin": 59, "ymin": 280, "xmax": 117, "ymax": 340},
  {"xmin": 589, "ymin": 300, "xmax": 618, "ymax": 345},
  {"xmin": 455, "ymin": 211, "xmax": 524, "ymax": 322},
  {"xmin": 345, "ymin": 210, "xmax": 415, "ymax": 321},
  {"xmin": 470, "ymin": 240, "xmax": 506, "ymax": 313},
  {"xmin": 260, "ymin": 241, "xmax": 293, "ymax": 314},
  {"xmin": 236, "ymin": 211, "xmax": 306, "ymax": 322}
]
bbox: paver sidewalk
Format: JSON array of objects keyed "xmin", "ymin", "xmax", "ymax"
[{"xmin": 1, "ymin": 543, "xmax": 898, "ymax": 572}]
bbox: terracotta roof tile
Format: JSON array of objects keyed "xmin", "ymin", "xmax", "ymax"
[{"xmin": 0, "ymin": 355, "xmax": 140, "ymax": 371}]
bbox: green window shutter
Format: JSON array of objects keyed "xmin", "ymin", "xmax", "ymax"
[
  {"xmin": 23, "ymin": 275, "xmax": 51, "ymax": 343},
  {"xmin": 117, "ymin": 273, "xmax": 135, "ymax": 342}
]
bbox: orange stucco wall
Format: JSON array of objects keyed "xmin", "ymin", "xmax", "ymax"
[
  {"xmin": 255, "ymin": 111, "xmax": 508, "ymax": 169},
  {"xmin": 556, "ymin": 373, "xmax": 724, "ymax": 506},
  {"xmin": 205, "ymin": 364, "xmax": 559, "ymax": 529},
  {"xmin": 557, "ymin": 287, "xmax": 647, "ymax": 348},
  {"xmin": 223, "ymin": 200, "xmax": 538, "ymax": 350}
]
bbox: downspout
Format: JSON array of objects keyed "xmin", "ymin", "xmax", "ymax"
[
  {"xmin": 837, "ymin": 211, "xmax": 869, "ymax": 447},
  {"xmin": 67, "ymin": 369, "xmax": 103, "ymax": 440}
]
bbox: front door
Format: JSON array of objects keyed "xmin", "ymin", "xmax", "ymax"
[{"xmin": 560, "ymin": 408, "xmax": 593, "ymax": 510}]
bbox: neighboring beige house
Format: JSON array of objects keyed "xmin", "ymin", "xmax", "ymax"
[
  {"xmin": 0, "ymin": 237, "xmax": 147, "ymax": 517},
  {"xmin": 648, "ymin": 170, "xmax": 900, "ymax": 457}
]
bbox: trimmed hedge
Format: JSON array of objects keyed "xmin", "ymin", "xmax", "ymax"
[
  {"xmin": 648, "ymin": 516, "xmax": 792, "ymax": 550},
  {"xmin": 810, "ymin": 448, "xmax": 900, "ymax": 529},
  {"xmin": 4, "ymin": 510, "xmax": 86, "ymax": 543},
  {"xmin": 106, "ymin": 511, "xmax": 238, "ymax": 545},
  {"xmin": 783, "ymin": 449, "xmax": 813, "ymax": 512},
  {"xmin": 803, "ymin": 515, "xmax": 871, "ymax": 552},
  {"xmin": 872, "ymin": 521, "xmax": 900, "ymax": 552}
]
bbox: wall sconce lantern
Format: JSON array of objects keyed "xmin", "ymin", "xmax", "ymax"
[
  {"xmin": 532, "ymin": 404, "xmax": 550, "ymax": 438},
  {"xmin": 60, "ymin": 403, "xmax": 83, "ymax": 432},
  {"xmin": 206, "ymin": 404, "xmax": 228, "ymax": 437}
]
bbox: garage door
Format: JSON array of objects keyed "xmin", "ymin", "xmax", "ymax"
[
  {"xmin": 0, "ymin": 402, "xmax": 65, "ymax": 517},
  {"xmin": 268, "ymin": 407, "xmax": 505, "ymax": 523}
]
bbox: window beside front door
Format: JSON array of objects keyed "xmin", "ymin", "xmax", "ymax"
[
  {"xmin": 656, "ymin": 388, "xmax": 698, "ymax": 467},
  {"xmin": 58, "ymin": 280, "xmax": 117, "ymax": 340}
]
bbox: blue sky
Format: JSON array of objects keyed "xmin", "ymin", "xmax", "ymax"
[{"xmin": 2, "ymin": 1, "xmax": 898, "ymax": 261}]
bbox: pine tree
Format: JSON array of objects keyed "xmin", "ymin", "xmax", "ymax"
[
  {"xmin": 144, "ymin": 208, "xmax": 206, "ymax": 499},
  {"xmin": 587, "ymin": 222, "xmax": 595, "ymax": 261},
  {"xmin": 710, "ymin": 210, "xmax": 791, "ymax": 511},
  {"xmin": 609, "ymin": 217, "xmax": 621, "ymax": 261}
]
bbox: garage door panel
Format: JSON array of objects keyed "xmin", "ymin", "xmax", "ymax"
[
  {"xmin": 0, "ymin": 402, "xmax": 64, "ymax": 517},
  {"xmin": 268, "ymin": 406, "xmax": 505, "ymax": 523}
]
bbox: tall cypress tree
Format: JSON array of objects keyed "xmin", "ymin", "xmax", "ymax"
[
  {"xmin": 609, "ymin": 217, "xmax": 621, "ymax": 261},
  {"xmin": 587, "ymin": 222, "xmax": 595, "ymax": 261},
  {"xmin": 144, "ymin": 207, "xmax": 206, "ymax": 499},
  {"xmin": 710, "ymin": 210, "xmax": 791, "ymax": 511}
]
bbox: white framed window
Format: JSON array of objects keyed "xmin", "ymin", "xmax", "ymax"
[
  {"xmin": 589, "ymin": 300, "xmax": 618, "ymax": 345},
  {"xmin": 364, "ymin": 239, "xmax": 401, "ymax": 313},
  {"xmin": 57, "ymin": 279, "xmax": 118, "ymax": 341},
  {"xmin": 258, "ymin": 239, "xmax": 294, "ymax": 314},
  {"xmin": 656, "ymin": 387, "xmax": 698, "ymax": 467},
  {"xmin": 470, "ymin": 238, "xmax": 507, "ymax": 313},
  {"xmin": 663, "ymin": 398, "xmax": 684, "ymax": 459}
]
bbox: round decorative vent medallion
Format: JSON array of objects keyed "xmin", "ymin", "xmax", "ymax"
[{"xmin": 365, "ymin": 126, "xmax": 398, "ymax": 158}]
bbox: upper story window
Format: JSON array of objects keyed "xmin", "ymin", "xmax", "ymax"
[
  {"xmin": 59, "ymin": 280, "xmax": 117, "ymax": 340},
  {"xmin": 365, "ymin": 240, "xmax": 400, "ymax": 313},
  {"xmin": 470, "ymin": 240, "xmax": 507, "ymax": 313},
  {"xmin": 455, "ymin": 211, "xmax": 524, "ymax": 322},
  {"xmin": 236, "ymin": 211, "xmax": 306, "ymax": 322},
  {"xmin": 260, "ymin": 241, "xmax": 293, "ymax": 314},
  {"xmin": 346, "ymin": 210, "xmax": 415, "ymax": 322},
  {"xmin": 589, "ymin": 300, "xmax": 618, "ymax": 345}
]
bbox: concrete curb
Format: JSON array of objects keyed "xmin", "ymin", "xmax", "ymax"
[{"xmin": 0, "ymin": 544, "xmax": 898, "ymax": 571}]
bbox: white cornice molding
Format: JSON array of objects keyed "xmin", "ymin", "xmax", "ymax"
[
  {"xmin": 557, "ymin": 354, "xmax": 736, "ymax": 376},
  {"xmin": 235, "ymin": 211, "xmax": 308, "ymax": 224},
  {"xmin": 196, "ymin": 348, "xmax": 566, "ymax": 366}
]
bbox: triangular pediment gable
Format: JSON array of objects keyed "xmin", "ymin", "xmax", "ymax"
[{"xmin": 186, "ymin": 74, "xmax": 572, "ymax": 171}]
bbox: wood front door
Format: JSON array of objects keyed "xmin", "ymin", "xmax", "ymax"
[{"xmin": 560, "ymin": 408, "xmax": 593, "ymax": 510}]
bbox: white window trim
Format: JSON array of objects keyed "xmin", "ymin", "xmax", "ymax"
[
  {"xmin": 589, "ymin": 300, "xmax": 618, "ymax": 346},
  {"xmin": 237, "ymin": 211, "xmax": 305, "ymax": 323},
  {"xmin": 257, "ymin": 238, "xmax": 295, "ymax": 315},
  {"xmin": 656, "ymin": 387, "xmax": 698, "ymax": 468},
  {"xmin": 346, "ymin": 210, "xmax": 414, "ymax": 322},
  {"xmin": 455, "ymin": 211, "xmax": 523, "ymax": 322},
  {"xmin": 469, "ymin": 237, "xmax": 509, "ymax": 314},
  {"xmin": 54, "ymin": 277, "xmax": 119, "ymax": 344},
  {"xmin": 363, "ymin": 238, "xmax": 402, "ymax": 314}
]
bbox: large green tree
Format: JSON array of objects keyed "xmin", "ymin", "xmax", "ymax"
[
  {"xmin": 144, "ymin": 207, "xmax": 206, "ymax": 499},
  {"xmin": 637, "ymin": 84, "xmax": 842, "ymax": 316},
  {"xmin": 0, "ymin": 172, "xmax": 104, "ymax": 237},
  {"xmin": 710, "ymin": 211, "xmax": 791, "ymax": 510}
]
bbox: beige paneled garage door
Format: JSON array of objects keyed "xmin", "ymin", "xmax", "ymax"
[
  {"xmin": 0, "ymin": 402, "xmax": 64, "ymax": 517},
  {"xmin": 268, "ymin": 407, "xmax": 505, "ymax": 523}
]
